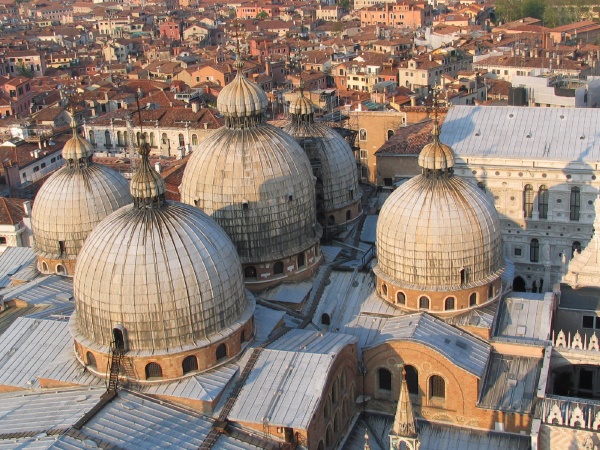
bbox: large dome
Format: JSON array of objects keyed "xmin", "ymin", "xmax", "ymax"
[
  {"xmin": 375, "ymin": 118, "xmax": 503, "ymax": 292},
  {"xmin": 31, "ymin": 121, "xmax": 132, "ymax": 276},
  {"xmin": 283, "ymin": 91, "xmax": 361, "ymax": 227},
  {"xmin": 180, "ymin": 57, "xmax": 322, "ymax": 285},
  {"xmin": 72, "ymin": 143, "xmax": 251, "ymax": 354}
]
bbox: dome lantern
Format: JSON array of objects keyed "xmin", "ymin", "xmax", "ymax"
[{"xmin": 130, "ymin": 134, "xmax": 166, "ymax": 209}]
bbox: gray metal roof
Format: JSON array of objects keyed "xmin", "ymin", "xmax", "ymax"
[
  {"xmin": 229, "ymin": 329, "xmax": 357, "ymax": 429},
  {"xmin": 36, "ymin": 348, "xmax": 104, "ymax": 389},
  {"xmin": 0, "ymin": 276, "xmax": 73, "ymax": 306},
  {"xmin": 418, "ymin": 421, "xmax": 531, "ymax": 450},
  {"xmin": 360, "ymin": 215, "xmax": 377, "ymax": 244},
  {"xmin": 494, "ymin": 293, "xmax": 552, "ymax": 343},
  {"xmin": 367, "ymin": 313, "xmax": 491, "ymax": 378},
  {"xmin": 0, "ymin": 317, "xmax": 71, "ymax": 389},
  {"xmin": 258, "ymin": 281, "xmax": 313, "ymax": 305},
  {"xmin": 559, "ymin": 284, "xmax": 600, "ymax": 311},
  {"xmin": 441, "ymin": 105, "xmax": 600, "ymax": 163},
  {"xmin": 77, "ymin": 390, "xmax": 212, "ymax": 449},
  {"xmin": 0, "ymin": 247, "xmax": 36, "ymax": 289},
  {"xmin": 478, "ymin": 353, "xmax": 542, "ymax": 414},
  {"xmin": 0, "ymin": 388, "xmax": 104, "ymax": 437}
]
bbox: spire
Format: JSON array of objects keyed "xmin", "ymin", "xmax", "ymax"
[
  {"xmin": 391, "ymin": 368, "xmax": 418, "ymax": 438},
  {"xmin": 232, "ymin": 19, "xmax": 244, "ymax": 73},
  {"xmin": 130, "ymin": 101, "xmax": 166, "ymax": 209},
  {"xmin": 364, "ymin": 430, "xmax": 371, "ymax": 450}
]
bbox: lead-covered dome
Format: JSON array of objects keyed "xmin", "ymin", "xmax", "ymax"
[
  {"xmin": 180, "ymin": 57, "xmax": 322, "ymax": 287},
  {"xmin": 283, "ymin": 90, "xmax": 361, "ymax": 228},
  {"xmin": 72, "ymin": 141, "xmax": 252, "ymax": 355},
  {"xmin": 31, "ymin": 120, "xmax": 132, "ymax": 276},
  {"xmin": 375, "ymin": 118, "xmax": 503, "ymax": 292}
]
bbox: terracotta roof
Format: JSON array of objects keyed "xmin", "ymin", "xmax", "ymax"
[
  {"xmin": 376, "ymin": 115, "xmax": 447, "ymax": 156},
  {"xmin": 0, "ymin": 197, "xmax": 26, "ymax": 225}
]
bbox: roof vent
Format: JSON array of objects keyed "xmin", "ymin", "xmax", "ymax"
[{"xmin": 455, "ymin": 340, "xmax": 468, "ymax": 350}]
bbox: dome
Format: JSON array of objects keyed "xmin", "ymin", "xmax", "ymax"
[
  {"xmin": 283, "ymin": 92, "xmax": 361, "ymax": 221},
  {"xmin": 216, "ymin": 58, "xmax": 268, "ymax": 120},
  {"xmin": 31, "ymin": 123, "xmax": 132, "ymax": 275},
  {"xmin": 180, "ymin": 125, "xmax": 320, "ymax": 263},
  {"xmin": 375, "ymin": 118, "xmax": 503, "ymax": 292},
  {"xmin": 72, "ymin": 144, "xmax": 251, "ymax": 353},
  {"xmin": 62, "ymin": 118, "xmax": 94, "ymax": 162},
  {"xmin": 180, "ymin": 61, "xmax": 322, "ymax": 276},
  {"xmin": 418, "ymin": 122, "xmax": 454, "ymax": 170}
]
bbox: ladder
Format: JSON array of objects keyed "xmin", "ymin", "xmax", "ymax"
[{"xmin": 107, "ymin": 347, "xmax": 123, "ymax": 393}]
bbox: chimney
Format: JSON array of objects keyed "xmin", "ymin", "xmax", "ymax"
[
  {"xmin": 409, "ymin": 94, "xmax": 417, "ymax": 107},
  {"xmin": 428, "ymin": 53, "xmax": 432, "ymax": 61},
  {"xmin": 192, "ymin": 102, "xmax": 199, "ymax": 113},
  {"xmin": 23, "ymin": 201, "xmax": 31, "ymax": 217},
  {"xmin": 154, "ymin": 162, "xmax": 161, "ymax": 173}
]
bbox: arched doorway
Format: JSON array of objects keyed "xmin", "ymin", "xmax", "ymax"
[
  {"xmin": 113, "ymin": 327, "xmax": 125, "ymax": 350},
  {"xmin": 513, "ymin": 276, "xmax": 526, "ymax": 292}
]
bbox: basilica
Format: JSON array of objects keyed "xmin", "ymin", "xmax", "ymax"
[{"xmin": 0, "ymin": 55, "xmax": 598, "ymax": 450}]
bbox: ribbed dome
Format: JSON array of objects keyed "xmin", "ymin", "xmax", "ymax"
[
  {"xmin": 31, "ymin": 128, "xmax": 132, "ymax": 265},
  {"xmin": 417, "ymin": 120, "xmax": 455, "ymax": 171},
  {"xmin": 283, "ymin": 104, "xmax": 361, "ymax": 214},
  {"xmin": 217, "ymin": 58, "xmax": 268, "ymax": 121},
  {"xmin": 72, "ymin": 146, "xmax": 251, "ymax": 353},
  {"xmin": 289, "ymin": 93, "xmax": 314, "ymax": 116},
  {"xmin": 62, "ymin": 119, "xmax": 94, "ymax": 163},
  {"xmin": 375, "ymin": 121, "xmax": 503, "ymax": 291},
  {"xmin": 180, "ymin": 125, "xmax": 320, "ymax": 263}
]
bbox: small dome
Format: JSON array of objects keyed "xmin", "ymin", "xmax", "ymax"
[
  {"xmin": 417, "ymin": 120, "xmax": 455, "ymax": 171},
  {"xmin": 62, "ymin": 119, "xmax": 94, "ymax": 162},
  {"xmin": 289, "ymin": 93, "xmax": 314, "ymax": 117},
  {"xmin": 216, "ymin": 59, "xmax": 268, "ymax": 120},
  {"xmin": 31, "ymin": 127, "xmax": 132, "ymax": 271},
  {"xmin": 73, "ymin": 148, "xmax": 251, "ymax": 353},
  {"xmin": 180, "ymin": 125, "xmax": 320, "ymax": 263}
]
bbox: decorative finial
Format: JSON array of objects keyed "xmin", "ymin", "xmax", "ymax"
[
  {"xmin": 231, "ymin": 19, "xmax": 244, "ymax": 72},
  {"xmin": 364, "ymin": 430, "xmax": 370, "ymax": 450},
  {"xmin": 430, "ymin": 83, "xmax": 442, "ymax": 139},
  {"xmin": 297, "ymin": 18, "xmax": 305, "ymax": 93}
]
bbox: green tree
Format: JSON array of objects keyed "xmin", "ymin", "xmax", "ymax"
[
  {"xmin": 522, "ymin": 0, "xmax": 545, "ymax": 20},
  {"xmin": 16, "ymin": 61, "xmax": 33, "ymax": 78},
  {"xmin": 256, "ymin": 11, "xmax": 268, "ymax": 20},
  {"xmin": 339, "ymin": 0, "xmax": 350, "ymax": 9},
  {"xmin": 494, "ymin": 0, "xmax": 523, "ymax": 24}
]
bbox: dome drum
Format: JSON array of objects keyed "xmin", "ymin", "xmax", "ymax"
[
  {"xmin": 71, "ymin": 309, "xmax": 254, "ymax": 383},
  {"xmin": 242, "ymin": 243, "xmax": 322, "ymax": 291},
  {"xmin": 37, "ymin": 257, "xmax": 75, "ymax": 276},
  {"xmin": 375, "ymin": 272, "xmax": 503, "ymax": 315},
  {"xmin": 320, "ymin": 201, "xmax": 363, "ymax": 233}
]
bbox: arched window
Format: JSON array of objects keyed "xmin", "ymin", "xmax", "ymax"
[
  {"xmin": 459, "ymin": 268, "xmax": 466, "ymax": 285},
  {"xmin": 430, "ymin": 375, "xmax": 445, "ymax": 399},
  {"xmin": 182, "ymin": 355, "xmax": 198, "ymax": 374},
  {"xmin": 323, "ymin": 397, "xmax": 330, "ymax": 418},
  {"xmin": 346, "ymin": 210, "xmax": 351, "ymax": 221},
  {"xmin": 523, "ymin": 184, "xmax": 533, "ymax": 218},
  {"xmin": 298, "ymin": 252, "xmax": 305, "ymax": 268},
  {"xmin": 444, "ymin": 297, "xmax": 455, "ymax": 310},
  {"xmin": 136, "ymin": 131, "xmax": 141, "ymax": 145},
  {"xmin": 161, "ymin": 133, "xmax": 168, "ymax": 145},
  {"xmin": 387, "ymin": 129, "xmax": 394, "ymax": 140},
  {"xmin": 41, "ymin": 261, "xmax": 48, "ymax": 272},
  {"xmin": 104, "ymin": 130, "xmax": 111, "ymax": 146},
  {"xmin": 273, "ymin": 261, "xmax": 284, "ymax": 275},
  {"xmin": 88, "ymin": 130, "xmax": 95, "ymax": 146},
  {"xmin": 123, "ymin": 132, "xmax": 128, "ymax": 147},
  {"xmin": 570, "ymin": 187, "xmax": 581, "ymax": 221},
  {"xmin": 328, "ymin": 215, "xmax": 335, "ymax": 225},
  {"xmin": 56, "ymin": 264, "xmax": 65, "ymax": 275},
  {"xmin": 513, "ymin": 276, "xmax": 526, "ymax": 292},
  {"xmin": 86, "ymin": 351, "xmax": 96, "ymax": 369},
  {"xmin": 334, "ymin": 411, "xmax": 340, "ymax": 433},
  {"xmin": 244, "ymin": 266, "xmax": 257, "ymax": 278},
  {"xmin": 538, "ymin": 185, "xmax": 549, "ymax": 219},
  {"xmin": 178, "ymin": 133, "xmax": 185, "ymax": 147},
  {"xmin": 149, "ymin": 132, "xmax": 155, "ymax": 147},
  {"xmin": 145, "ymin": 362, "xmax": 163, "ymax": 379},
  {"xmin": 488, "ymin": 284, "xmax": 494, "ymax": 299},
  {"xmin": 325, "ymin": 426, "xmax": 333, "ymax": 447},
  {"xmin": 378, "ymin": 368, "xmax": 392, "ymax": 391},
  {"xmin": 469, "ymin": 292, "xmax": 477, "ymax": 306},
  {"xmin": 530, "ymin": 238, "xmax": 540, "ymax": 262},
  {"xmin": 321, "ymin": 313, "xmax": 331, "ymax": 325},
  {"xmin": 382, "ymin": 284, "xmax": 388, "ymax": 296},
  {"xmin": 117, "ymin": 130, "xmax": 123, "ymax": 146},
  {"xmin": 216, "ymin": 343, "xmax": 227, "ymax": 361},
  {"xmin": 332, "ymin": 378, "xmax": 338, "ymax": 404},
  {"xmin": 405, "ymin": 365, "xmax": 418, "ymax": 395},
  {"xmin": 396, "ymin": 291, "xmax": 406, "ymax": 305},
  {"xmin": 359, "ymin": 128, "xmax": 367, "ymax": 141},
  {"xmin": 192, "ymin": 134, "xmax": 198, "ymax": 145},
  {"xmin": 572, "ymin": 241, "xmax": 582, "ymax": 257},
  {"xmin": 419, "ymin": 296, "xmax": 429, "ymax": 309},
  {"xmin": 318, "ymin": 440, "xmax": 324, "ymax": 450}
]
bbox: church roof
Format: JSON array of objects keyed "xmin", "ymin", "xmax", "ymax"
[
  {"xmin": 441, "ymin": 105, "xmax": 600, "ymax": 163},
  {"xmin": 367, "ymin": 313, "xmax": 491, "ymax": 378}
]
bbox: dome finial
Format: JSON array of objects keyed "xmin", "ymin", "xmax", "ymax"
[
  {"xmin": 61, "ymin": 88, "xmax": 94, "ymax": 166},
  {"xmin": 130, "ymin": 98, "xmax": 166, "ymax": 209},
  {"xmin": 231, "ymin": 19, "xmax": 244, "ymax": 73}
]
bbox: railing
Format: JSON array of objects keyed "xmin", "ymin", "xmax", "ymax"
[
  {"xmin": 552, "ymin": 329, "xmax": 600, "ymax": 352},
  {"xmin": 536, "ymin": 394, "xmax": 600, "ymax": 430}
]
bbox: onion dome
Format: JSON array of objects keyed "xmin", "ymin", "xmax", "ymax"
[
  {"xmin": 417, "ymin": 120, "xmax": 455, "ymax": 172},
  {"xmin": 72, "ymin": 137, "xmax": 251, "ymax": 353},
  {"xmin": 283, "ymin": 90, "xmax": 361, "ymax": 222},
  {"xmin": 30, "ymin": 120, "xmax": 132, "ymax": 276},
  {"xmin": 62, "ymin": 116, "xmax": 94, "ymax": 164},
  {"xmin": 216, "ymin": 56, "xmax": 268, "ymax": 126},
  {"xmin": 375, "ymin": 118, "xmax": 503, "ymax": 292},
  {"xmin": 180, "ymin": 58, "xmax": 321, "ymax": 269}
]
